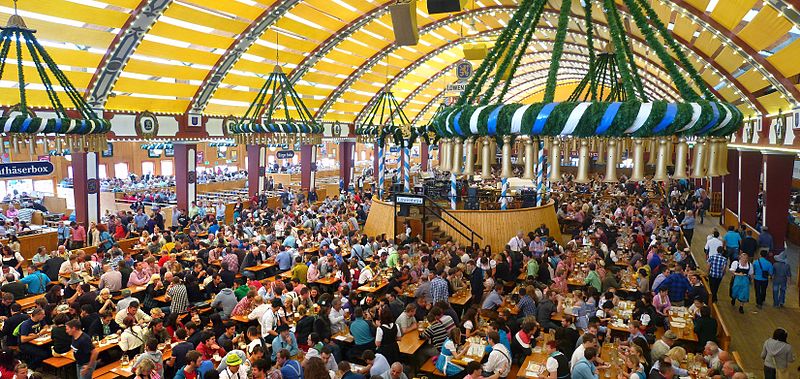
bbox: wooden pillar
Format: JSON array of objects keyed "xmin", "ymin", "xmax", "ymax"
[
  {"xmin": 339, "ymin": 141, "xmax": 355, "ymax": 190},
  {"xmin": 763, "ymin": 152, "xmax": 794, "ymax": 250},
  {"xmin": 71, "ymin": 151, "xmax": 100, "ymax": 227},
  {"xmin": 738, "ymin": 149, "xmax": 762, "ymax": 226},
  {"xmin": 247, "ymin": 144, "xmax": 266, "ymax": 198},
  {"xmin": 723, "ymin": 148, "xmax": 739, "ymax": 216},
  {"xmin": 174, "ymin": 143, "xmax": 198, "ymax": 211},
  {"xmin": 301, "ymin": 144, "xmax": 317, "ymax": 191}
]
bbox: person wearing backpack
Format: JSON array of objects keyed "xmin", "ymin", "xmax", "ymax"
[{"xmin": 753, "ymin": 250, "xmax": 774, "ymax": 310}]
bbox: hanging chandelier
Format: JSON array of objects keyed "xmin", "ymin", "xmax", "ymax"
[
  {"xmin": 356, "ymin": 90, "xmax": 422, "ymax": 148},
  {"xmin": 232, "ymin": 65, "xmax": 323, "ymax": 147},
  {"xmin": 0, "ymin": 1, "xmax": 111, "ymax": 156},
  {"xmin": 430, "ymin": 0, "xmax": 742, "ymax": 182}
]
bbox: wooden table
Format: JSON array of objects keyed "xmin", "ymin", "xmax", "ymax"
[
  {"xmin": 331, "ymin": 331, "xmax": 354, "ymax": 344},
  {"xmin": 450, "ymin": 290, "xmax": 472, "ymax": 306},
  {"xmin": 356, "ymin": 281, "xmax": 389, "ymax": 293},
  {"xmin": 112, "ymin": 347, "xmax": 173, "ymax": 378},
  {"xmin": 17, "ymin": 293, "xmax": 45, "ymax": 310},
  {"xmin": 519, "ymin": 350, "xmax": 549, "ymax": 378},
  {"xmin": 450, "ymin": 340, "xmax": 488, "ymax": 366},
  {"xmin": 113, "ymin": 285, "xmax": 147, "ymax": 300},
  {"xmin": 245, "ymin": 261, "xmax": 277, "ymax": 272},
  {"xmin": 313, "ymin": 277, "xmax": 341, "ymax": 286},
  {"xmin": 668, "ymin": 307, "xmax": 699, "ymax": 342},
  {"xmin": 399, "ymin": 329, "xmax": 425, "ymax": 355}
]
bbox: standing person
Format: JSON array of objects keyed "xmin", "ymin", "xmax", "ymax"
[
  {"xmin": 761, "ymin": 328, "xmax": 795, "ymax": 379},
  {"xmin": 771, "ymin": 252, "xmax": 792, "ymax": 308},
  {"xmin": 71, "ymin": 221, "xmax": 87, "ymax": 249},
  {"xmin": 723, "ymin": 226, "xmax": 742, "ymax": 261},
  {"xmin": 680, "ymin": 211, "xmax": 695, "ymax": 245},
  {"xmin": 752, "ymin": 250, "xmax": 773, "ymax": 310},
  {"xmin": 729, "ymin": 253, "xmax": 753, "ymax": 314},
  {"xmin": 706, "ymin": 247, "xmax": 727, "ymax": 303},
  {"xmin": 66, "ymin": 318, "xmax": 99, "ymax": 379}
]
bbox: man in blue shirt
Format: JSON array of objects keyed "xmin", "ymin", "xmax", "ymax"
[
  {"xmin": 571, "ymin": 346, "xmax": 600, "ymax": 379},
  {"xmin": 20, "ymin": 266, "xmax": 50, "ymax": 295},
  {"xmin": 18, "ymin": 307, "xmax": 49, "ymax": 370},
  {"xmin": 758, "ymin": 227, "xmax": 774, "ymax": 251},
  {"xmin": 275, "ymin": 246, "xmax": 292, "ymax": 271},
  {"xmin": 753, "ymin": 250, "xmax": 774, "ymax": 309},
  {"xmin": 270, "ymin": 325, "xmax": 299, "ymax": 361},
  {"xmin": 349, "ymin": 307, "xmax": 375, "ymax": 360},
  {"xmin": 680, "ymin": 211, "xmax": 696, "ymax": 245},
  {"xmin": 723, "ymin": 226, "xmax": 742, "ymax": 260},
  {"xmin": 133, "ymin": 209, "xmax": 149, "ymax": 231},
  {"xmin": 655, "ymin": 267, "xmax": 692, "ymax": 304},
  {"xmin": 277, "ymin": 348, "xmax": 303, "ymax": 379},
  {"xmin": 706, "ymin": 247, "xmax": 728, "ymax": 303}
]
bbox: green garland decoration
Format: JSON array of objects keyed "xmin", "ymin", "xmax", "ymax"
[
  {"xmin": 496, "ymin": 0, "xmax": 546, "ymax": 102},
  {"xmin": 622, "ymin": 0, "xmax": 700, "ymax": 101},
  {"xmin": 608, "ymin": 3, "xmax": 647, "ymax": 100},
  {"xmin": 602, "ymin": 0, "xmax": 637, "ymax": 100},
  {"xmin": 633, "ymin": 0, "xmax": 715, "ymax": 100},
  {"xmin": 584, "ymin": 1, "xmax": 597, "ymax": 101},
  {"xmin": 543, "ymin": 0, "xmax": 573, "ymax": 103}
]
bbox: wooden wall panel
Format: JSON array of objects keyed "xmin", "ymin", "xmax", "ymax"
[{"xmin": 365, "ymin": 198, "xmax": 562, "ymax": 252}]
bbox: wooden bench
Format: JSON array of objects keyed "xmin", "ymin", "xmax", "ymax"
[
  {"xmin": 94, "ymin": 373, "xmax": 119, "ymax": 379},
  {"xmin": 43, "ymin": 356, "xmax": 74, "ymax": 377},
  {"xmin": 419, "ymin": 359, "xmax": 446, "ymax": 379},
  {"xmin": 732, "ymin": 351, "xmax": 746, "ymax": 373},
  {"xmin": 711, "ymin": 303, "xmax": 731, "ymax": 352}
]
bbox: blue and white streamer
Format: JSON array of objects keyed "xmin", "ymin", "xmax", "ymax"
[
  {"xmin": 450, "ymin": 172, "xmax": 457, "ymax": 210},
  {"xmin": 500, "ymin": 177, "xmax": 509, "ymax": 210},
  {"xmin": 378, "ymin": 145, "xmax": 385, "ymax": 200},
  {"xmin": 536, "ymin": 140, "xmax": 545, "ymax": 206},
  {"xmin": 403, "ymin": 146, "xmax": 410, "ymax": 193}
]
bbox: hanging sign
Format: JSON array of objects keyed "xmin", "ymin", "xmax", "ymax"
[
  {"xmin": 196, "ymin": 150, "xmax": 204, "ymax": 164},
  {"xmin": 446, "ymin": 83, "xmax": 467, "ymax": 92},
  {"xmin": 276, "ymin": 150, "xmax": 295, "ymax": 159},
  {"xmin": 0, "ymin": 161, "xmax": 54, "ymax": 178},
  {"xmin": 395, "ymin": 194, "xmax": 424, "ymax": 205},
  {"xmin": 389, "ymin": 146, "xmax": 401, "ymax": 153}
]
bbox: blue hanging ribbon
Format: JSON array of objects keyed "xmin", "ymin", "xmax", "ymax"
[
  {"xmin": 653, "ymin": 103, "xmax": 678, "ymax": 133},
  {"xmin": 54, "ymin": 118, "xmax": 62, "ymax": 134},
  {"xmin": 533, "ymin": 103, "xmax": 558, "ymax": 135},
  {"xmin": 596, "ymin": 103, "xmax": 621, "ymax": 135},
  {"xmin": 487, "ymin": 105, "xmax": 504, "ymax": 135},
  {"xmin": 453, "ymin": 111, "xmax": 464, "ymax": 136},
  {"xmin": 20, "ymin": 118, "xmax": 32, "ymax": 133},
  {"xmin": 699, "ymin": 102, "xmax": 720, "ymax": 134}
]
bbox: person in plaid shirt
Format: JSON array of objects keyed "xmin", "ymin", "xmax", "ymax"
[
  {"xmin": 707, "ymin": 246, "xmax": 728, "ymax": 303},
  {"xmin": 654, "ymin": 266, "xmax": 692, "ymax": 304}
]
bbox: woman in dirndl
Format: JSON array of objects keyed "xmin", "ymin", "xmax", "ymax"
[
  {"xmin": 729, "ymin": 253, "xmax": 754, "ymax": 314},
  {"xmin": 436, "ymin": 328, "xmax": 471, "ymax": 377}
]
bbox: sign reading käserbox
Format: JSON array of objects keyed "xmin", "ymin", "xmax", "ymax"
[
  {"xmin": 0, "ymin": 161, "xmax": 54, "ymax": 178},
  {"xmin": 276, "ymin": 150, "xmax": 295, "ymax": 159},
  {"xmin": 395, "ymin": 195, "xmax": 424, "ymax": 205}
]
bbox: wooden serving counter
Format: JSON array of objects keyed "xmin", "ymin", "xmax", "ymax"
[{"xmin": 1, "ymin": 229, "xmax": 59, "ymax": 260}]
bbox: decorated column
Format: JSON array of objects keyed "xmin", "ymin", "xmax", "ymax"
[
  {"xmin": 338, "ymin": 141, "xmax": 355, "ymax": 191},
  {"xmin": 378, "ymin": 144, "xmax": 385, "ymax": 199},
  {"xmin": 420, "ymin": 141, "xmax": 429, "ymax": 172},
  {"xmin": 536, "ymin": 139, "xmax": 546, "ymax": 206},
  {"xmin": 246, "ymin": 145, "xmax": 266, "ymax": 198},
  {"xmin": 300, "ymin": 144, "xmax": 317, "ymax": 191},
  {"xmin": 174, "ymin": 143, "xmax": 198, "ymax": 211},
  {"xmin": 763, "ymin": 152, "xmax": 793, "ymax": 249},
  {"xmin": 402, "ymin": 143, "xmax": 411, "ymax": 192},
  {"xmin": 738, "ymin": 149, "xmax": 762, "ymax": 226},
  {"xmin": 373, "ymin": 142, "xmax": 380, "ymax": 182},
  {"xmin": 71, "ymin": 152, "xmax": 101, "ymax": 226},
  {"xmin": 722, "ymin": 148, "xmax": 739, "ymax": 217}
]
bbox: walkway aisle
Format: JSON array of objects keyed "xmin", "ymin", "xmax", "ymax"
[{"xmin": 687, "ymin": 218, "xmax": 800, "ymax": 378}]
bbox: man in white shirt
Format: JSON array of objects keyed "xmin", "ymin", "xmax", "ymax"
[
  {"xmin": 259, "ymin": 299, "xmax": 281, "ymax": 338},
  {"xmin": 704, "ymin": 230, "xmax": 723, "ymax": 257},
  {"xmin": 571, "ymin": 333, "xmax": 597, "ymax": 369},
  {"xmin": 507, "ymin": 231, "xmax": 526, "ymax": 253},
  {"xmin": 483, "ymin": 331, "xmax": 511, "ymax": 378},
  {"xmin": 328, "ymin": 299, "xmax": 346, "ymax": 334},
  {"xmin": 395, "ymin": 304, "xmax": 418, "ymax": 335},
  {"xmin": 358, "ymin": 262, "xmax": 375, "ymax": 285}
]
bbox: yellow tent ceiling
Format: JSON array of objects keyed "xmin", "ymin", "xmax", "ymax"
[{"xmin": 1, "ymin": 0, "xmax": 799, "ymax": 125}]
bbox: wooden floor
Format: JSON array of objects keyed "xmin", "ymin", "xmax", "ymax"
[{"xmin": 688, "ymin": 218, "xmax": 800, "ymax": 379}]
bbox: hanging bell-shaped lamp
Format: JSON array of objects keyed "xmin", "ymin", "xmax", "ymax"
[
  {"xmin": 718, "ymin": 139, "xmax": 730, "ymax": 175},
  {"xmin": 646, "ymin": 139, "xmax": 657, "ymax": 165},
  {"xmin": 523, "ymin": 138, "xmax": 535, "ymax": 180},
  {"xmin": 481, "ymin": 137, "xmax": 492, "ymax": 179},
  {"xmin": 672, "ymin": 137, "xmax": 689, "ymax": 179},
  {"xmin": 549, "ymin": 138, "xmax": 562, "ymax": 182},
  {"xmin": 603, "ymin": 139, "xmax": 618, "ymax": 183},
  {"xmin": 653, "ymin": 138, "xmax": 670, "ymax": 182},
  {"xmin": 596, "ymin": 139, "xmax": 606, "ymax": 165},
  {"xmin": 464, "ymin": 137, "xmax": 475, "ymax": 176},
  {"xmin": 691, "ymin": 138, "xmax": 708, "ymax": 178},
  {"xmin": 451, "ymin": 138, "xmax": 463, "ymax": 174},
  {"xmin": 706, "ymin": 138, "xmax": 722, "ymax": 177},
  {"xmin": 575, "ymin": 140, "xmax": 591, "ymax": 183},
  {"xmin": 501, "ymin": 135, "xmax": 513, "ymax": 178},
  {"xmin": 630, "ymin": 138, "xmax": 646, "ymax": 181}
]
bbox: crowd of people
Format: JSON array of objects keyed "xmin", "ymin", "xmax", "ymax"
[{"xmin": 0, "ymin": 175, "xmax": 795, "ymax": 379}]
